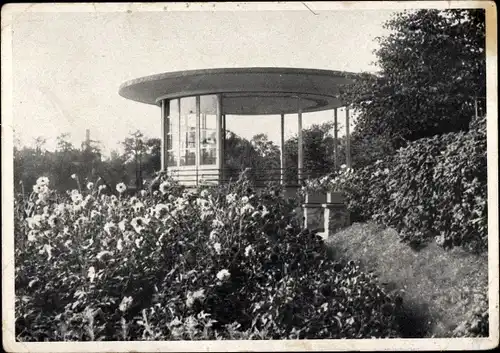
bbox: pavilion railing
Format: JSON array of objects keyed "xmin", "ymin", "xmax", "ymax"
[{"xmin": 166, "ymin": 167, "xmax": 331, "ymax": 187}]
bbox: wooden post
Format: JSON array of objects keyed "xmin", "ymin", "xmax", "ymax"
[
  {"xmin": 280, "ymin": 113, "xmax": 285, "ymax": 185},
  {"xmin": 216, "ymin": 94, "xmax": 223, "ymax": 183},
  {"xmin": 345, "ymin": 107, "xmax": 352, "ymax": 169},
  {"xmin": 333, "ymin": 108, "xmax": 339, "ymax": 171},
  {"xmin": 297, "ymin": 98, "xmax": 304, "ymax": 184},
  {"xmin": 160, "ymin": 99, "xmax": 169, "ymax": 172},
  {"xmin": 222, "ymin": 114, "xmax": 226, "ymax": 181}
]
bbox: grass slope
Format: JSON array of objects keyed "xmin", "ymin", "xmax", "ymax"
[{"xmin": 325, "ymin": 222, "xmax": 488, "ymax": 338}]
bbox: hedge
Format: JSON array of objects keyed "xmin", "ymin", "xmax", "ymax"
[{"xmin": 315, "ymin": 115, "xmax": 487, "ymax": 253}]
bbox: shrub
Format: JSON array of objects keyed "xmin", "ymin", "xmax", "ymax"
[
  {"xmin": 15, "ymin": 175, "xmax": 401, "ymax": 341},
  {"xmin": 308, "ymin": 115, "xmax": 487, "ymax": 252}
]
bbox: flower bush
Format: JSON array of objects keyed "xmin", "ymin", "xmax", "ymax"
[
  {"xmin": 300, "ymin": 165, "xmax": 354, "ymax": 198},
  {"xmin": 15, "ymin": 174, "xmax": 402, "ymax": 341}
]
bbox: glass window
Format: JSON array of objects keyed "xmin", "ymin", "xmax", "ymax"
[
  {"xmin": 200, "ymin": 95, "xmax": 218, "ymax": 165},
  {"xmin": 180, "ymin": 97, "xmax": 197, "ymax": 166},
  {"xmin": 167, "ymin": 99, "xmax": 179, "ymax": 167}
]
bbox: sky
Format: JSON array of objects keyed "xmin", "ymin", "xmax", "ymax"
[{"xmin": 11, "ymin": 5, "xmax": 395, "ymax": 156}]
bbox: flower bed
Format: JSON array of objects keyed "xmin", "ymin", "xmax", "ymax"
[{"xmin": 15, "ymin": 176, "xmax": 402, "ymax": 341}]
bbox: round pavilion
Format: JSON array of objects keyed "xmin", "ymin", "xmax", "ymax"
[{"xmin": 119, "ymin": 67, "xmax": 358, "ymax": 187}]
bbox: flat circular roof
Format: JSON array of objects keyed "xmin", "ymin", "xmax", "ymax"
[{"xmin": 119, "ymin": 67, "xmax": 360, "ymax": 115}]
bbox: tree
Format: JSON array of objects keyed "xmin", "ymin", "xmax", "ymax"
[
  {"xmin": 284, "ymin": 122, "xmax": 346, "ymax": 184},
  {"xmin": 143, "ymin": 137, "xmax": 161, "ymax": 177},
  {"xmin": 340, "ymin": 9, "xmax": 486, "ymax": 148},
  {"xmin": 56, "ymin": 133, "xmax": 75, "ymax": 152},
  {"xmin": 250, "ymin": 134, "xmax": 281, "ymax": 182},
  {"xmin": 122, "ymin": 130, "xmax": 147, "ymax": 189},
  {"xmin": 224, "ymin": 131, "xmax": 261, "ymax": 182}
]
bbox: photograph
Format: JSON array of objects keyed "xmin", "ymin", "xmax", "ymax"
[{"xmin": 1, "ymin": 1, "xmax": 498, "ymax": 351}]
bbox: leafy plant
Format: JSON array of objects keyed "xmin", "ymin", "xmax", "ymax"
[{"xmin": 15, "ymin": 174, "xmax": 401, "ymax": 341}]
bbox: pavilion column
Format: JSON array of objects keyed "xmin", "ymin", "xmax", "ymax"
[
  {"xmin": 333, "ymin": 107, "xmax": 339, "ymax": 171},
  {"xmin": 345, "ymin": 106, "xmax": 352, "ymax": 168},
  {"xmin": 160, "ymin": 99, "xmax": 169, "ymax": 172},
  {"xmin": 222, "ymin": 114, "xmax": 226, "ymax": 181},
  {"xmin": 216, "ymin": 94, "xmax": 223, "ymax": 183},
  {"xmin": 280, "ymin": 113, "xmax": 285, "ymax": 185},
  {"xmin": 297, "ymin": 97, "xmax": 304, "ymax": 184}
]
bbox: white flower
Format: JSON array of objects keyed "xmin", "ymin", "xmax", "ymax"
[
  {"xmin": 340, "ymin": 164, "xmax": 347, "ymax": 169},
  {"xmin": 244, "ymin": 245, "xmax": 253, "ymax": 257},
  {"xmin": 54, "ymin": 203, "xmax": 66, "ymax": 215},
  {"xmin": 153, "ymin": 190, "xmax": 159, "ymax": 196},
  {"xmin": 36, "ymin": 176, "xmax": 49, "ymax": 186},
  {"xmin": 71, "ymin": 192, "xmax": 83, "ymax": 203},
  {"xmin": 135, "ymin": 236, "xmax": 144, "ymax": 248},
  {"xmin": 140, "ymin": 190, "xmax": 147, "ymax": 197},
  {"xmin": 200, "ymin": 189, "xmax": 209, "ymax": 198},
  {"xmin": 154, "ymin": 203, "xmax": 169, "ymax": 219},
  {"xmin": 71, "ymin": 174, "xmax": 77, "ymax": 179},
  {"xmin": 159, "ymin": 181, "xmax": 170, "ymax": 195},
  {"xmin": 32, "ymin": 184, "xmax": 42, "ymax": 193},
  {"xmin": 131, "ymin": 217, "xmax": 148, "ymax": 234},
  {"xmin": 48, "ymin": 215, "xmax": 59, "ymax": 228},
  {"xmin": 241, "ymin": 196, "xmax": 249, "ymax": 204},
  {"xmin": 72, "ymin": 203, "xmax": 84, "ymax": 213},
  {"xmin": 213, "ymin": 242, "xmax": 221, "ymax": 254},
  {"xmin": 88, "ymin": 266, "xmax": 96, "ymax": 283},
  {"xmin": 196, "ymin": 198, "xmax": 209, "ymax": 208},
  {"xmin": 27, "ymin": 230, "xmax": 37, "ymax": 242},
  {"xmin": 27, "ymin": 215, "xmax": 43, "ymax": 229},
  {"xmin": 119, "ymin": 296, "xmax": 133, "ymax": 312},
  {"xmin": 116, "ymin": 182, "xmax": 127, "ymax": 194},
  {"xmin": 226, "ymin": 193, "xmax": 237, "ymax": 204},
  {"xmin": 132, "ymin": 202, "xmax": 145, "ymax": 213},
  {"xmin": 118, "ymin": 219, "xmax": 127, "ymax": 232},
  {"xmin": 90, "ymin": 210, "xmax": 101, "ymax": 219},
  {"xmin": 99, "ymin": 184, "xmax": 107, "ymax": 191},
  {"xmin": 86, "ymin": 182, "xmax": 94, "ymax": 190},
  {"xmin": 186, "ymin": 289, "xmax": 205, "ymax": 308},
  {"xmin": 117, "ymin": 238, "xmax": 124, "ymax": 251},
  {"xmin": 216, "ymin": 269, "xmax": 230, "ymax": 282},
  {"xmin": 104, "ymin": 222, "xmax": 116, "ymax": 236},
  {"xmin": 240, "ymin": 203, "xmax": 255, "ymax": 215}
]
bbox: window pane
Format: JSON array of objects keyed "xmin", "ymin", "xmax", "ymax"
[
  {"xmin": 168, "ymin": 99, "xmax": 179, "ymax": 133},
  {"xmin": 167, "ymin": 99, "xmax": 180, "ymax": 167},
  {"xmin": 200, "ymin": 148, "xmax": 216, "ymax": 165},
  {"xmin": 180, "ymin": 149, "xmax": 196, "ymax": 166},
  {"xmin": 200, "ymin": 95, "xmax": 218, "ymax": 166},
  {"xmin": 167, "ymin": 151, "xmax": 177, "ymax": 167},
  {"xmin": 179, "ymin": 97, "xmax": 196, "ymax": 166},
  {"xmin": 200, "ymin": 129, "xmax": 216, "ymax": 147}
]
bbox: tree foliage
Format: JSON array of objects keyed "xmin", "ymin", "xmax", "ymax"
[{"xmin": 340, "ymin": 9, "xmax": 486, "ymax": 148}]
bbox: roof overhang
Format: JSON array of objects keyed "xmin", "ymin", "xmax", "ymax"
[{"xmin": 119, "ymin": 67, "xmax": 361, "ymax": 115}]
